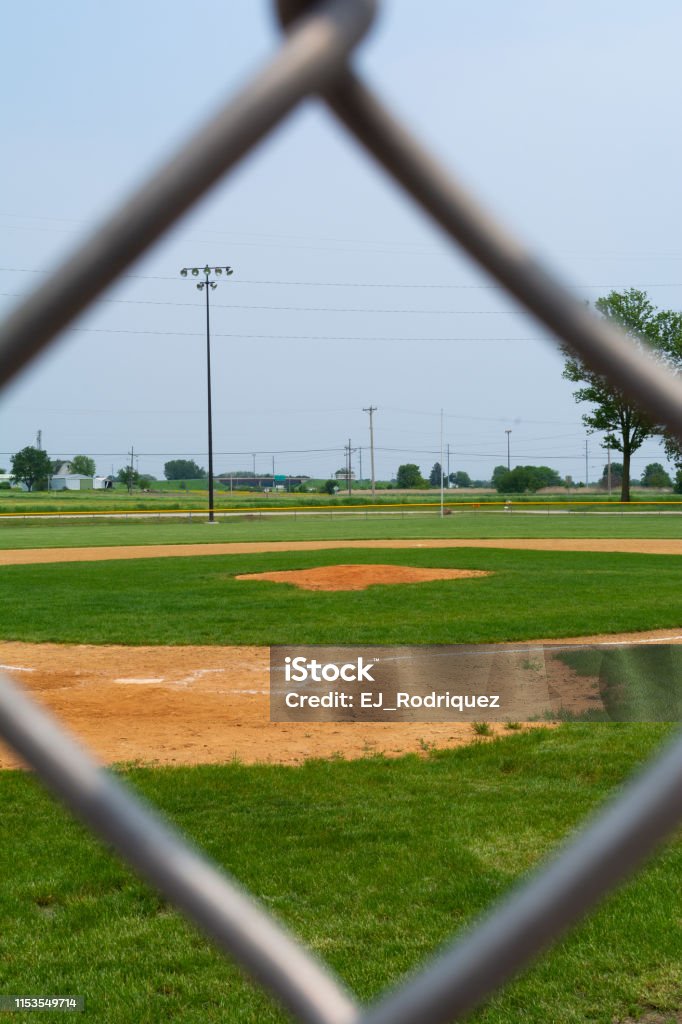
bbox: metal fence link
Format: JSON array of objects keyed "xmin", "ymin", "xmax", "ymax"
[{"xmin": 2, "ymin": 1, "xmax": 682, "ymax": 1021}]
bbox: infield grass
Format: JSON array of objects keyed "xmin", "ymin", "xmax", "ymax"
[
  {"xmin": 1, "ymin": 548, "xmax": 681, "ymax": 645},
  {"xmin": 3, "ymin": 510, "xmax": 682, "ymax": 550},
  {"xmin": 0, "ymin": 725, "xmax": 680, "ymax": 1024}
]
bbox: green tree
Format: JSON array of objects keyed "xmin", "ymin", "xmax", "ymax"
[
  {"xmin": 10, "ymin": 446, "xmax": 53, "ymax": 492},
  {"xmin": 116, "ymin": 465, "xmax": 140, "ymax": 492},
  {"xmin": 429, "ymin": 462, "xmax": 443, "ymax": 487},
  {"xmin": 600, "ymin": 462, "xmax": 624, "ymax": 490},
  {"xmin": 640, "ymin": 462, "xmax": 672, "ymax": 488},
  {"xmin": 70, "ymin": 455, "xmax": 96, "ymax": 477},
  {"xmin": 164, "ymin": 459, "xmax": 206, "ymax": 480},
  {"xmin": 396, "ymin": 464, "xmax": 424, "ymax": 488},
  {"xmin": 450, "ymin": 471, "xmax": 471, "ymax": 488},
  {"xmin": 321, "ymin": 479, "xmax": 337, "ymax": 495},
  {"xmin": 491, "ymin": 465, "xmax": 509, "ymax": 490},
  {"xmin": 563, "ymin": 289, "xmax": 682, "ymax": 501},
  {"xmin": 494, "ymin": 465, "xmax": 562, "ymax": 494}
]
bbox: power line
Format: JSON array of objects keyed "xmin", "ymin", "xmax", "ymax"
[
  {"xmin": 0, "ymin": 447, "xmax": 344, "ymax": 457},
  {"xmin": 66, "ymin": 327, "xmax": 549, "ymax": 342},
  {"xmin": 3, "ymin": 266, "xmax": 682, "ymax": 289},
  {"xmin": 0, "ymin": 292, "xmax": 533, "ymax": 314}
]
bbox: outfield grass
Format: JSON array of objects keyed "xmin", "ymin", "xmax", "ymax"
[
  {"xmin": 1, "ymin": 548, "xmax": 681, "ymax": 645},
  {"xmin": 3, "ymin": 510, "xmax": 682, "ymax": 550},
  {"xmin": 0, "ymin": 725, "xmax": 680, "ymax": 1023}
]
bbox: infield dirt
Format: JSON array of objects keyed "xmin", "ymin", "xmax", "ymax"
[
  {"xmin": 2, "ymin": 536, "xmax": 682, "ymax": 566},
  {"xmin": 2, "ymin": 538, "xmax": 681, "ymax": 769},
  {"xmin": 2, "ymin": 626, "xmax": 682, "ymax": 770}
]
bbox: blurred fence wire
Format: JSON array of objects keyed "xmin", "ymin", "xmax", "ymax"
[{"xmin": 2, "ymin": 1, "xmax": 682, "ymax": 1022}]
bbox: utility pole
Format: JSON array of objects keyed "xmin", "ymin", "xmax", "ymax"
[
  {"xmin": 347, "ymin": 438, "xmax": 352, "ymax": 496},
  {"xmin": 36, "ymin": 429, "xmax": 42, "ymax": 451},
  {"xmin": 128, "ymin": 445, "xmax": 135, "ymax": 494},
  {"xmin": 607, "ymin": 444, "xmax": 612, "ymax": 496},
  {"xmin": 359, "ymin": 446, "xmax": 363, "ymax": 484},
  {"xmin": 505, "ymin": 429, "xmax": 512, "ymax": 471},
  {"xmin": 440, "ymin": 408, "xmax": 444, "ymax": 517},
  {"xmin": 363, "ymin": 405, "xmax": 377, "ymax": 499},
  {"xmin": 180, "ymin": 264, "xmax": 234, "ymax": 523},
  {"xmin": 446, "ymin": 442, "xmax": 450, "ymax": 489},
  {"xmin": 585, "ymin": 438, "xmax": 589, "ymax": 488}
]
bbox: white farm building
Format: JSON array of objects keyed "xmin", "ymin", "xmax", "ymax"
[{"xmin": 49, "ymin": 473, "xmax": 94, "ymax": 491}]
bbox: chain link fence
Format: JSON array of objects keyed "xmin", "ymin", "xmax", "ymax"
[{"xmin": 2, "ymin": 2, "xmax": 682, "ymax": 1021}]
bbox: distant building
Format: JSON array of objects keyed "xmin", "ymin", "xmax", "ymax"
[
  {"xmin": 217, "ymin": 476, "xmax": 308, "ymax": 490},
  {"xmin": 334, "ymin": 468, "xmax": 355, "ymax": 481},
  {"xmin": 50, "ymin": 474, "xmax": 93, "ymax": 491}
]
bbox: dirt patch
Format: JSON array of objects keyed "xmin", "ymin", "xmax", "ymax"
[
  {"xmin": 235, "ymin": 563, "xmax": 490, "ymax": 591},
  {"xmin": 3, "ymin": 537, "xmax": 682, "ymax": 566},
  {"xmin": 2, "ymin": 626, "xmax": 681, "ymax": 769},
  {"xmin": 0, "ymin": 642, "xmax": 515, "ymax": 769}
]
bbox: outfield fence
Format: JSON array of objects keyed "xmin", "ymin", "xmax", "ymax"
[
  {"xmin": 3, "ymin": 499, "xmax": 682, "ymax": 522},
  {"xmin": 2, "ymin": 2, "xmax": 682, "ymax": 1022}
]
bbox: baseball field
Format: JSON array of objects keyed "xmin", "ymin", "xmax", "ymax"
[{"xmin": 1, "ymin": 509, "xmax": 682, "ymax": 1022}]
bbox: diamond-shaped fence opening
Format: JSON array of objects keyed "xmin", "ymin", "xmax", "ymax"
[{"xmin": 2, "ymin": 2, "xmax": 682, "ymax": 1022}]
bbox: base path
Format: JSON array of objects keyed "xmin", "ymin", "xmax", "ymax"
[
  {"xmin": 3, "ymin": 537, "xmax": 682, "ymax": 566},
  {"xmin": 2, "ymin": 627, "xmax": 682, "ymax": 769}
]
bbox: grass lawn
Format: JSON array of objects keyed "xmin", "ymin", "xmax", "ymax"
[
  {"xmin": 3, "ymin": 511, "xmax": 682, "ymax": 550},
  {"xmin": 0, "ymin": 725, "xmax": 680, "ymax": 1023},
  {"xmin": 1, "ymin": 548, "xmax": 681, "ymax": 645}
]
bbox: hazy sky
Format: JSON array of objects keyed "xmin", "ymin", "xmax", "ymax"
[{"xmin": 2, "ymin": 1, "xmax": 682, "ymax": 484}]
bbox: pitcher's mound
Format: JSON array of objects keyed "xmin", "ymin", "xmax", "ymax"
[{"xmin": 235, "ymin": 563, "xmax": 490, "ymax": 592}]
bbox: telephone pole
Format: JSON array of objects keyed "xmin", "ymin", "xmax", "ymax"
[
  {"xmin": 440, "ymin": 408, "xmax": 444, "ymax": 517},
  {"xmin": 127, "ymin": 445, "xmax": 135, "ymax": 494},
  {"xmin": 585, "ymin": 438, "xmax": 589, "ymax": 488},
  {"xmin": 346, "ymin": 438, "xmax": 352, "ymax": 495},
  {"xmin": 180, "ymin": 264, "xmax": 234, "ymax": 523},
  {"xmin": 505, "ymin": 429, "xmax": 512, "ymax": 471},
  {"xmin": 363, "ymin": 406, "xmax": 377, "ymax": 499}
]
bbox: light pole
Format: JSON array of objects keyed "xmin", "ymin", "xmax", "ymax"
[
  {"xmin": 180, "ymin": 264, "xmax": 233, "ymax": 522},
  {"xmin": 505, "ymin": 429, "xmax": 512, "ymax": 471}
]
